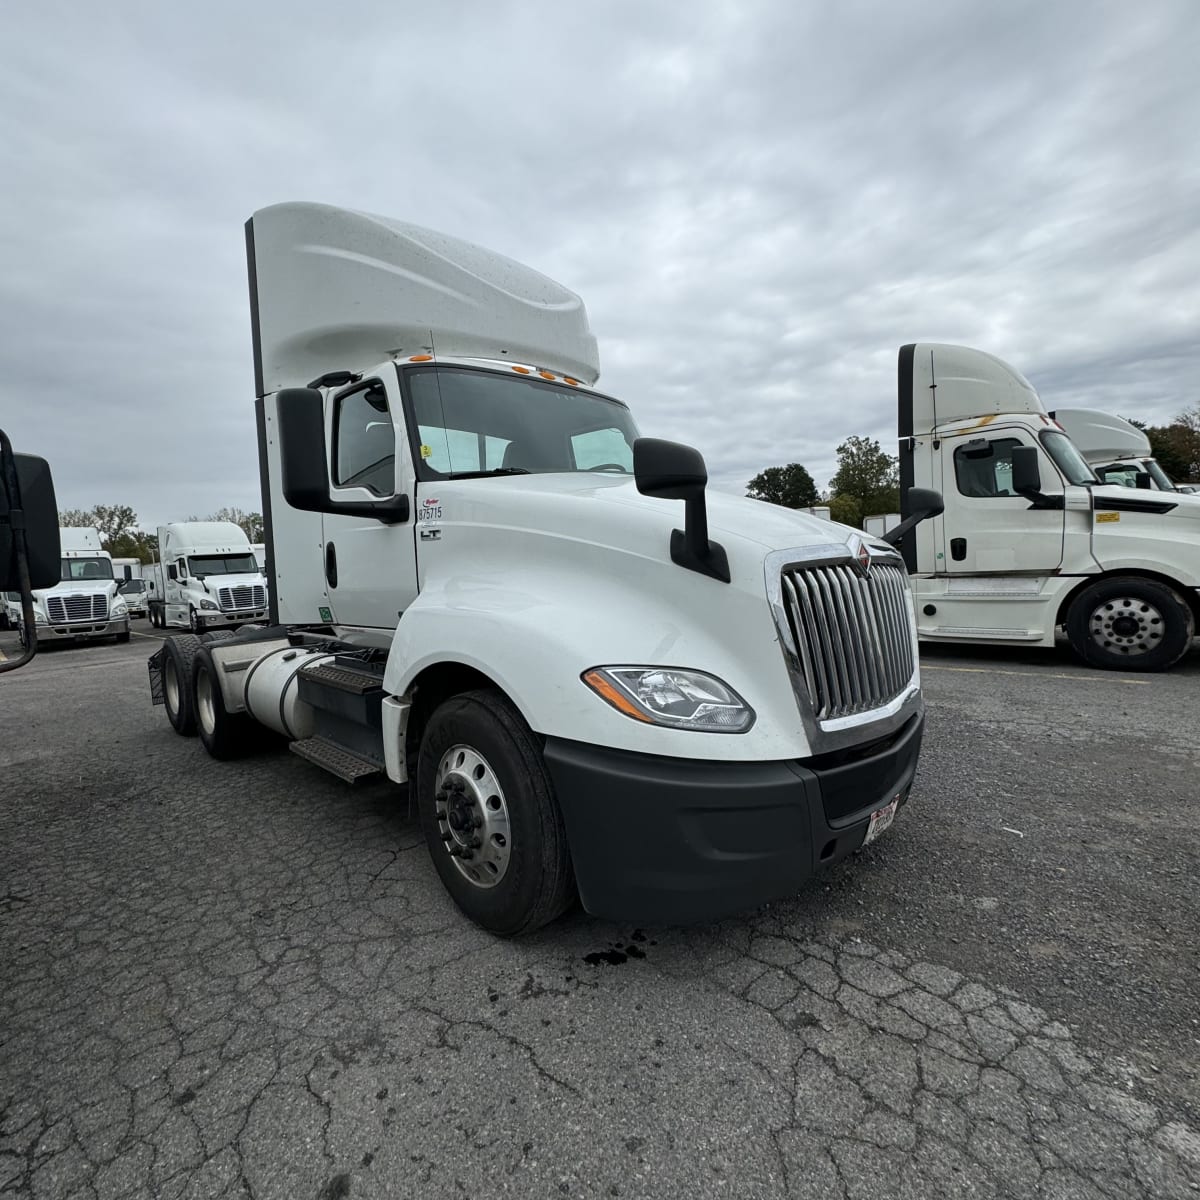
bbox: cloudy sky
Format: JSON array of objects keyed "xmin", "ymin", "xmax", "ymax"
[{"xmin": 1, "ymin": 0, "xmax": 1196, "ymax": 528}]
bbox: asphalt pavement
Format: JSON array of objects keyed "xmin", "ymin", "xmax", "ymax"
[{"xmin": 1, "ymin": 624, "xmax": 1197, "ymax": 1199}]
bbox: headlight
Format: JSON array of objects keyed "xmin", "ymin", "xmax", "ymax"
[
  {"xmin": 34, "ymin": 611, "xmax": 48, "ymax": 625},
  {"xmin": 199, "ymin": 598, "xmax": 219, "ymax": 610},
  {"xmin": 582, "ymin": 667, "xmax": 755, "ymax": 733},
  {"xmin": 111, "ymin": 600, "xmax": 128, "ymax": 615}
]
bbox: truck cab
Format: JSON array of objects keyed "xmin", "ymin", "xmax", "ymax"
[
  {"xmin": 1051, "ymin": 409, "xmax": 1180, "ymax": 492},
  {"xmin": 148, "ymin": 203, "xmax": 940, "ymax": 935},
  {"xmin": 151, "ymin": 522, "xmax": 269, "ymax": 632},
  {"xmin": 16, "ymin": 527, "xmax": 130, "ymax": 646},
  {"xmin": 898, "ymin": 344, "xmax": 1200, "ymax": 670}
]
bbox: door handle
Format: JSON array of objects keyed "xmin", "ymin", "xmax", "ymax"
[
  {"xmin": 325, "ymin": 542, "xmax": 338, "ymax": 589},
  {"xmin": 950, "ymin": 537, "xmax": 967, "ymax": 561}
]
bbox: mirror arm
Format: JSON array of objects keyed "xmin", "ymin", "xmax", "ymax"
[{"xmin": 1016, "ymin": 487, "xmax": 1065, "ymax": 511}]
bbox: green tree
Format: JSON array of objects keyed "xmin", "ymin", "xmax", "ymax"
[
  {"xmin": 1140, "ymin": 418, "xmax": 1200, "ymax": 483},
  {"xmin": 108, "ymin": 531, "xmax": 158, "ymax": 562},
  {"xmin": 58, "ymin": 504, "xmax": 150, "ymax": 556},
  {"xmin": 746, "ymin": 463, "xmax": 819, "ymax": 508},
  {"xmin": 828, "ymin": 436, "xmax": 900, "ymax": 522},
  {"xmin": 828, "ymin": 493, "xmax": 864, "ymax": 528}
]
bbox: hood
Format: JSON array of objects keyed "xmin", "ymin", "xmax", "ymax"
[
  {"xmin": 36, "ymin": 578, "xmax": 118, "ymax": 599},
  {"xmin": 424, "ymin": 473, "xmax": 863, "ymax": 565},
  {"xmin": 1091, "ymin": 485, "xmax": 1200, "ymax": 521},
  {"xmin": 192, "ymin": 573, "xmax": 266, "ymax": 589}
]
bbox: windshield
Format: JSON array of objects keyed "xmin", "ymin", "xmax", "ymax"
[
  {"xmin": 405, "ymin": 366, "xmax": 640, "ymax": 479},
  {"xmin": 60, "ymin": 556, "xmax": 114, "ymax": 581},
  {"xmin": 118, "ymin": 579, "xmax": 147, "ymax": 594},
  {"xmin": 1144, "ymin": 459, "xmax": 1176, "ymax": 491},
  {"xmin": 187, "ymin": 554, "xmax": 258, "ymax": 577},
  {"xmin": 1039, "ymin": 430, "xmax": 1098, "ymax": 486}
]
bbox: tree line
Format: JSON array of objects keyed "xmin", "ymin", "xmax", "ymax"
[
  {"xmin": 58, "ymin": 506, "xmax": 264, "ymax": 561},
  {"xmin": 747, "ymin": 436, "xmax": 899, "ymax": 528},
  {"xmin": 1127, "ymin": 405, "xmax": 1200, "ymax": 483}
]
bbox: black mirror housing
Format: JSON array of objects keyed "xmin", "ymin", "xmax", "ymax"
[
  {"xmin": 882, "ymin": 488, "xmax": 945, "ymax": 548},
  {"xmin": 0, "ymin": 452, "xmax": 60, "ymax": 591},
  {"xmin": 277, "ymin": 387, "xmax": 410, "ymax": 525},
  {"xmin": 1010, "ymin": 445, "xmax": 1042, "ymax": 495},
  {"xmin": 634, "ymin": 438, "xmax": 729, "ymax": 583}
]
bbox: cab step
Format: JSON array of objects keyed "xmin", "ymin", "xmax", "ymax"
[{"xmin": 289, "ymin": 736, "xmax": 383, "ymax": 784}]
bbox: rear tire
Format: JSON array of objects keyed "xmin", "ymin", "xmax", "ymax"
[
  {"xmin": 417, "ymin": 689, "xmax": 575, "ymax": 936},
  {"xmin": 203, "ymin": 629, "xmax": 237, "ymax": 645},
  {"xmin": 192, "ymin": 646, "xmax": 254, "ymax": 759},
  {"xmin": 161, "ymin": 634, "xmax": 204, "ymax": 735},
  {"xmin": 1066, "ymin": 577, "xmax": 1194, "ymax": 672}
]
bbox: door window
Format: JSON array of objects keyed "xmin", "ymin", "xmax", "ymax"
[
  {"xmin": 953, "ymin": 438, "xmax": 1023, "ymax": 498},
  {"xmin": 334, "ymin": 383, "xmax": 396, "ymax": 496}
]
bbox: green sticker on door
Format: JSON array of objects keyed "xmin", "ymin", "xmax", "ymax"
[{"xmin": 318, "ymin": 606, "xmax": 333, "ymax": 622}]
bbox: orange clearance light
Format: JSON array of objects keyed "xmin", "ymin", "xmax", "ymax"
[
  {"xmin": 409, "ymin": 354, "xmax": 433, "ymax": 362},
  {"xmin": 538, "ymin": 371, "xmax": 556, "ymax": 380},
  {"xmin": 563, "ymin": 377, "xmax": 580, "ymax": 386},
  {"xmin": 582, "ymin": 669, "xmax": 652, "ymax": 723},
  {"xmin": 512, "ymin": 365, "xmax": 532, "ymax": 374}
]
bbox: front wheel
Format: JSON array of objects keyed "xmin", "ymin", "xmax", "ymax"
[
  {"xmin": 189, "ymin": 608, "xmax": 202, "ymax": 634},
  {"xmin": 1066, "ymin": 577, "xmax": 1194, "ymax": 672},
  {"xmin": 115, "ymin": 630, "xmax": 131, "ymax": 644},
  {"xmin": 417, "ymin": 689, "xmax": 575, "ymax": 936}
]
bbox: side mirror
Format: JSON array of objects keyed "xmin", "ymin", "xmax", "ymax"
[
  {"xmin": 1010, "ymin": 445, "xmax": 1042, "ymax": 495},
  {"xmin": 277, "ymin": 388, "xmax": 410, "ymax": 525},
  {"xmin": 0, "ymin": 452, "xmax": 60, "ymax": 590},
  {"xmin": 634, "ymin": 438, "xmax": 729, "ymax": 583},
  {"xmin": 168, "ymin": 564, "xmax": 178, "ymax": 581},
  {"xmin": 882, "ymin": 488, "xmax": 945, "ymax": 548},
  {"xmin": 1135, "ymin": 472, "xmax": 1152, "ymax": 490}
]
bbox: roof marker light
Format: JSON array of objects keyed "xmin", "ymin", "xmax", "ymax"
[
  {"xmin": 409, "ymin": 354, "xmax": 433, "ymax": 362},
  {"xmin": 538, "ymin": 371, "xmax": 556, "ymax": 380},
  {"xmin": 512, "ymin": 365, "xmax": 532, "ymax": 374},
  {"xmin": 563, "ymin": 377, "xmax": 580, "ymax": 386}
]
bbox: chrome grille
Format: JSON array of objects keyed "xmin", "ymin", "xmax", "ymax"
[
  {"xmin": 780, "ymin": 560, "xmax": 915, "ymax": 721},
  {"xmin": 218, "ymin": 585, "xmax": 266, "ymax": 611},
  {"xmin": 47, "ymin": 593, "xmax": 109, "ymax": 624}
]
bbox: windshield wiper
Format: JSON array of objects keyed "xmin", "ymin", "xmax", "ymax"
[{"xmin": 443, "ymin": 468, "xmax": 531, "ymax": 480}]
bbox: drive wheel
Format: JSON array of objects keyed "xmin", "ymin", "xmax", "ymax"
[
  {"xmin": 1066, "ymin": 577, "xmax": 1194, "ymax": 672},
  {"xmin": 417, "ymin": 689, "xmax": 575, "ymax": 936},
  {"xmin": 192, "ymin": 646, "xmax": 253, "ymax": 759},
  {"xmin": 161, "ymin": 633, "xmax": 203, "ymax": 735}
]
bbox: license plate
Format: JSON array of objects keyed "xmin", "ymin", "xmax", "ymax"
[{"xmin": 862, "ymin": 796, "xmax": 900, "ymax": 846}]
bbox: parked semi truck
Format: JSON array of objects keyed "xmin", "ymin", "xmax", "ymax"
[
  {"xmin": 145, "ymin": 521, "xmax": 268, "ymax": 631},
  {"xmin": 897, "ymin": 343, "xmax": 1200, "ymax": 671},
  {"xmin": 1050, "ymin": 409, "xmax": 1180, "ymax": 492},
  {"xmin": 148, "ymin": 202, "xmax": 942, "ymax": 934},
  {"xmin": 0, "ymin": 430, "xmax": 61, "ymax": 672},
  {"xmin": 12, "ymin": 526, "xmax": 130, "ymax": 647}
]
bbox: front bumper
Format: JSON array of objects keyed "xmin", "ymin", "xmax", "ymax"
[
  {"xmin": 43, "ymin": 616, "xmax": 129, "ymax": 640},
  {"xmin": 544, "ymin": 711, "xmax": 924, "ymax": 924},
  {"xmin": 198, "ymin": 608, "xmax": 268, "ymax": 628}
]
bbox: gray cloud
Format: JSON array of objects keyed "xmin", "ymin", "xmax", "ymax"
[{"xmin": 1, "ymin": 0, "xmax": 1196, "ymax": 528}]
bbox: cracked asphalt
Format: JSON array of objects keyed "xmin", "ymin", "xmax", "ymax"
[{"xmin": 1, "ymin": 626, "xmax": 1198, "ymax": 1199}]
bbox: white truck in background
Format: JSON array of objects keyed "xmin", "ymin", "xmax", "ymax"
[
  {"xmin": 147, "ymin": 201, "xmax": 943, "ymax": 936},
  {"xmin": 1050, "ymin": 409, "xmax": 1181, "ymax": 493},
  {"xmin": 864, "ymin": 513, "xmax": 902, "ymax": 539},
  {"xmin": 112, "ymin": 557, "xmax": 150, "ymax": 618},
  {"xmin": 250, "ymin": 543, "xmax": 267, "ymax": 570},
  {"xmin": 145, "ymin": 521, "xmax": 269, "ymax": 632},
  {"xmin": 12, "ymin": 527, "xmax": 130, "ymax": 647},
  {"xmin": 896, "ymin": 343, "xmax": 1200, "ymax": 671}
]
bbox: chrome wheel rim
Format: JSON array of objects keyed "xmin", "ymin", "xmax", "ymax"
[
  {"xmin": 435, "ymin": 744, "xmax": 511, "ymax": 888},
  {"xmin": 196, "ymin": 667, "xmax": 216, "ymax": 735},
  {"xmin": 164, "ymin": 657, "xmax": 181, "ymax": 715},
  {"xmin": 1088, "ymin": 595, "xmax": 1164, "ymax": 657}
]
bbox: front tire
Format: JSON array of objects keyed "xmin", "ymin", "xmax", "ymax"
[
  {"xmin": 1066, "ymin": 577, "xmax": 1194, "ymax": 672},
  {"xmin": 161, "ymin": 634, "xmax": 204, "ymax": 735},
  {"xmin": 417, "ymin": 689, "xmax": 575, "ymax": 936},
  {"xmin": 116, "ymin": 629, "xmax": 131, "ymax": 644},
  {"xmin": 192, "ymin": 646, "xmax": 253, "ymax": 759},
  {"xmin": 189, "ymin": 608, "xmax": 202, "ymax": 634}
]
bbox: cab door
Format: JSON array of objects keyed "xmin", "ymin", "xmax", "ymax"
[
  {"xmin": 321, "ymin": 372, "xmax": 418, "ymax": 637},
  {"xmin": 940, "ymin": 430, "xmax": 1065, "ymax": 573}
]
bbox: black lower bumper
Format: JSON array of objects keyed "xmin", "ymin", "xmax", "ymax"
[{"xmin": 544, "ymin": 713, "xmax": 924, "ymax": 925}]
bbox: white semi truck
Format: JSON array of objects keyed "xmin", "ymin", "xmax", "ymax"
[
  {"xmin": 12, "ymin": 527, "xmax": 130, "ymax": 647},
  {"xmin": 1050, "ymin": 409, "xmax": 1180, "ymax": 492},
  {"xmin": 148, "ymin": 202, "xmax": 942, "ymax": 935},
  {"xmin": 897, "ymin": 343, "xmax": 1200, "ymax": 671},
  {"xmin": 145, "ymin": 521, "xmax": 269, "ymax": 632}
]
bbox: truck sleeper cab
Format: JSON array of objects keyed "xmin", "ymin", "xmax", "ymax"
[
  {"xmin": 898, "ymin": 345, "xmax": 1200, "ymax": 671},
  {"xmin": 148, "ymin": 203, "xmax": 938, "ymax": 935}
]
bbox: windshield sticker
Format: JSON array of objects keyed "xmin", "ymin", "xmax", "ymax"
[
  {"xmin": 418, "ymin": 498, "xmax": 442, "ymax": 523},
  {"xmin": 420, "ymin": 444, "xmax": 433, "ymax": 459},
  {"xmin": 1096, "ymin": 512, "xmax": 1120, "ymax": 523}
]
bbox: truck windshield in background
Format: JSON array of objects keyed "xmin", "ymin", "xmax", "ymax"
[
  {"xmin": 118, "ymin": 579, "xmax": 147, "ymax": 594},
  {"xmin": 406, "ymin": 367, "xmax": 640, "ymax": 479},
  {"xmin": 61, "ymin": 556, "xmax": 113, "ymax": 581},
  {"xmin": 187, "ymin": 554, "xmax": 258, "ymax": 577}
]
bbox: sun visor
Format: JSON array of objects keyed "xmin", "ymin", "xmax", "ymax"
[
  {"xmin": 1049, "ymin": 409, "xmax": 1151, "ymax": 465},
  {"xmin": 246, "ymin": 203, "xmax": 600, "ymax": 396},
  {"xmin": 902, "ymin": 343, "xmax": 1045, "ymax": 435}
]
